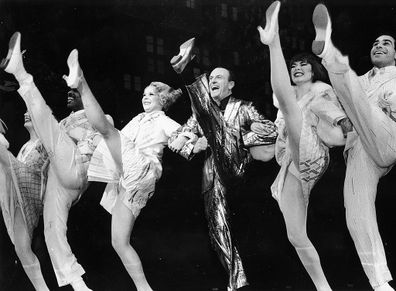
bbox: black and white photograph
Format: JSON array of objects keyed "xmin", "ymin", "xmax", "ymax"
[{"xmin": 0, "ymin": 0, "xmax": 395, "ymax": 290}]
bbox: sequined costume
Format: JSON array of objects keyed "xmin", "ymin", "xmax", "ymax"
[
  {"xmin": 88, "ymin": 111, "xmax": 181, "ymax": 217},
  {"xmin": 169, "ymin": 74, "xmax": 277, "ymax": 291},
  {"xmin": 0, "ymin": 139, "xmax": 49, "ymax": 244},
  {"xmin": 271, "ymin": 81, "xmax": 346, "ymax": 205}
]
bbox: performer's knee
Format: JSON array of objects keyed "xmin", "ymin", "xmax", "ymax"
[
  {"xmin": 286, "ymin": 229, "xmax": 310, "ymax": 249},
  {"xmin": 111, "ymin": 233, "xmax": 131, "ymax": 256},
  {"xmin": 14, "ymin": 240, "xmax": 34, "ymax": 263}
]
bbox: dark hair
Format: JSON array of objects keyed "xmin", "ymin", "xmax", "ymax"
[
  {"xmin": 372, "ymin": 33, "xmax": 396, "ymax": 49},
  {"xmin": 289, "ymin": 53, "xmax": 329, "ymax": 85},
  {"xmin": 213, "ymin": 67, "xmax": 235, "ymax": 82}
]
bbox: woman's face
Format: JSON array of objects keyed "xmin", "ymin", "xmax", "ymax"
[
  {"xmin": 290, "ymin": 60, "xmax": 313, "ymax": 85},
  {"xmin": 142, "ymin": 85, "xmax": 163, "ymax": 113}
]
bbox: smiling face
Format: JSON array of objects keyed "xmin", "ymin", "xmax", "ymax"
[
  {"xmin": 67, "ymin": 89, "xmax": 83, "ymax": 111},
  {"xmin": 209, "ymin": 67, "xmax": 235, "ymax": 103},
  {"xmin": 142, "ymin": 85, "xmax": 163, "ymax": 113},
  {"xmin": 290, "ymin": 60, "xmax": 314, "ymax": 85},
  {"xmin": 370, "ymin": 35, "xmax": 396, "ymax": 68},
  {"xmin": 23, "ymin": 112, "xmax": 33, "ymax": 130}
]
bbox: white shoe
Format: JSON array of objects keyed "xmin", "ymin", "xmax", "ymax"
[
  {"xmin": 312, "ymin": 3, "xmax": 332, "ymax": 58},
  {"xmin": 1, "ymin": 32, "xmax": 24, "ymax": 75},
  {"xmin": 170, "ymin": 37, "xmax": 195, "ymax": 74},
  {"xmin": 63, "ymin": 49, "xmax": 82, "ymax": 88},
  {"xmin": 257, "ymin": 1, "xmax": 281, "ymax": 45}
]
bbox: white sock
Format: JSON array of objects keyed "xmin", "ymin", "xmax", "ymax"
[
  {"xmin": 296, "ymin": 246, "xmax": 332, "ymax": 291},
  {"xmin": 124, "ymin": 262, "xmax": 153, "ymax": 291},
  {"xmin": 22, "ymin": 262, "xmax": 50, "ymax": 291},
  {"xmin": 375, "ymin": 282, "xmax": 394, "ymax": 291}
]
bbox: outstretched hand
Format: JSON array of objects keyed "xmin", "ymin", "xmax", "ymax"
[
  {"xmin": 169, "ymin": 135, "xmax": 188, "ymax": 152},
  {"xmin": 378, "ymin": 91, "xmax": 396, "ymax": 118},
  {"xmin": 193, "ymin": 137, "xmax": 208, "ymax": 153}
]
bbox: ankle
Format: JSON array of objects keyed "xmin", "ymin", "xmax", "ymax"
[
  {"xmin": 375, "ymin": 282, "xmax": 394, "ymax": 291},
  {"xmin": 71, "ymin": 277, "xmax": 92, "ymax": 291},
  {"xmin": 15, "ymin": 69, "xmax": 29, "ymax": 83}
]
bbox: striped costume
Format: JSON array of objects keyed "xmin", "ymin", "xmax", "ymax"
[{"xmin": 271, "ymin": 81, "xmax": 346, "ymax": 205}]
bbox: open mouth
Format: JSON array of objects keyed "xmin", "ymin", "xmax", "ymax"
[
  {"xmin": 374, "ymin": 51, "xmax": 385, "ymax": 56},
  {"xmin": 293, "ymin": 72, "xmax": 304, "ymax": 77},
  {"xmin": 210, "ymin": 85, "xmax": 219, "ymax": 92}
]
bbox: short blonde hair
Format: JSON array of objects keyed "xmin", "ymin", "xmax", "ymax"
[{"xmin": 148, "ymin": 82, "xmax": 182, "ymax": 111}]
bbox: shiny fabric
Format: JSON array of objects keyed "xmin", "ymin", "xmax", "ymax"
[{"xmin": 170, "ymin": 74, "xmax": 277, "ymax": 290}]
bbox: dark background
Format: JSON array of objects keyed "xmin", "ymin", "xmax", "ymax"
[{"xmin": 0, "ymin": 0, "xmax": 396, "ymax": 290}]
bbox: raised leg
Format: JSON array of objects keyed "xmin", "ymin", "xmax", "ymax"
[
  {"xmin": 258, "ymin": 1, "xmax": 303, "ymax": 166},
  {"xmin": 65, "ymin": 49, "xmax": 123, "ymax": 173},
  {"xmin": 312, "ymin": 4, "xmax": 396, "ymax": 167}
]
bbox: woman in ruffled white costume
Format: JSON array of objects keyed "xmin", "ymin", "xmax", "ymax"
[
  {"xmin": 258, "ymin": 2, "xmax": 348, "ymax": 290},
  {"xmin": 0, "ymin": 114, "xmax": 50, "ymax": 291},
  {"xmin": 63, "ymin": 50, "xmax": 189, "ymax": 291}
]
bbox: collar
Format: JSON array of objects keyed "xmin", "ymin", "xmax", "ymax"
[
  {"xmin": 369, "ymin": 65, "xmax": 396, "ymax": 78},
  {"xmin": 70, "ymin": 109, "xmax": 85, "ymax": 116},
  {"xmin": 218, "ymin": 95, "xmax": 231, "ymax": 111},
  {"xmin": 138, "ymin": 110, "xmax": 165, "ymax": 121}
]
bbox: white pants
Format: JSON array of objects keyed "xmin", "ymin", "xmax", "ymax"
[
  {"xmin": 18, "ymin": 76, "xmax": 87, "ymax": 286},
  {"xmin": 324, "ymin": 56, "xmax": 396, "ymax": 287}
]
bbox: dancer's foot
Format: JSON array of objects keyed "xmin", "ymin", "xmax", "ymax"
[
  {"xmin": 63, "ymin": 49, "xmax": 83, "ymax": 89},
  {"xmin": 170, "ymin": 37, "xmax": 195, "ymax": 74},
  {"xmin": 375, "ymin": 282, "xmax": 394, "ymax": 291},
  {"xmin": 257, "ymin": 1, "xmax": 281, "ymax": 45},
  {"xmin": 0, "ymin": 32, "xmax": 27, "ymax": 78},
  {"xmin": 312, "ymin": 3, "xmax": 333, "ymax": 58}
]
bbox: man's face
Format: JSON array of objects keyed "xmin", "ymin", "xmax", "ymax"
[
  {"xmin": 67, "ymin": 89, "xmax": 83, "ymax": 111},
  {"xmin": 370, "ymin": 35, "xmax": 396, "ymax": 68},
  {"xmin": 209, "ymin": 68, "xmax": 234, "ymax": 102},
  {"xmin": 23, "ymin": 111, "xmax": 33, "ymax": 130}
]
